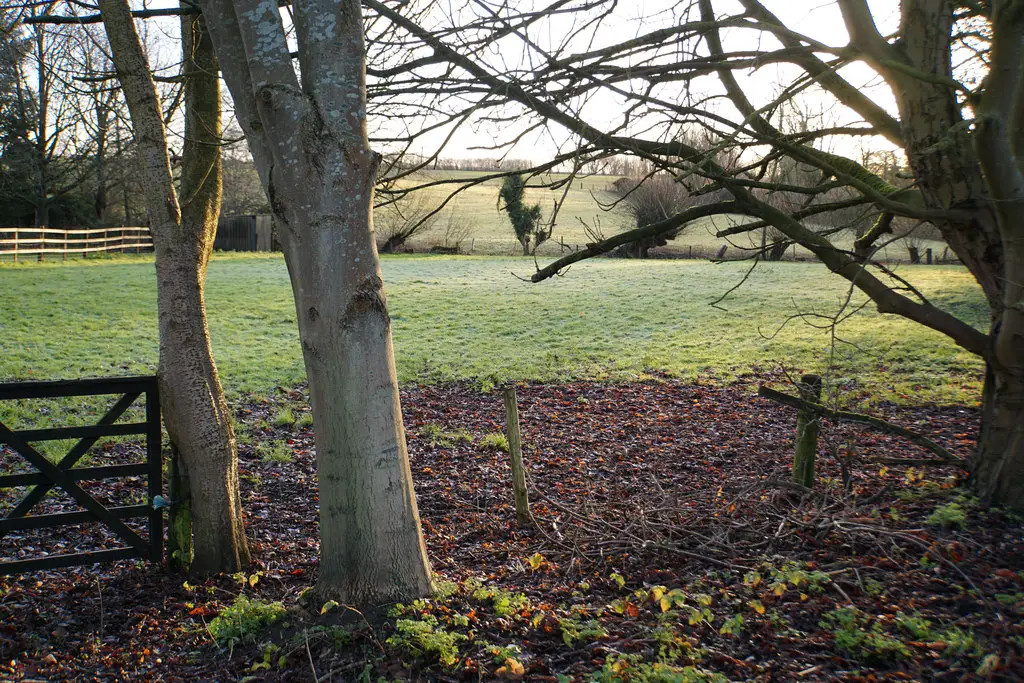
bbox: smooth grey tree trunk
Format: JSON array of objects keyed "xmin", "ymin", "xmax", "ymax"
[{"xmin": 200, "ymin": 0, "xmax": 432, "ymax": 604}]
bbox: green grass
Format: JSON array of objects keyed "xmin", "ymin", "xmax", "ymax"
[
  {"xmin": 0, "ymin": 253, "xmax": 986, "ymax": 406},
  {"xmin": 384, "ymin": 170, "xmax": 946, "ymax": 261}
]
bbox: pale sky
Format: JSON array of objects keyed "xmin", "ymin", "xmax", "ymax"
[{"xmin": 112, "ymin": 1, "xmax": 906, "ymax": 163}]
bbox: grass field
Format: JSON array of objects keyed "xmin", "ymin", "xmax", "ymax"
[
  {"xmin": 0, "ymin": 253, "xmax": 986, "ymax": 407},
  {"xmin": 386, "ymin": 170, "xmax": 947, "ymax": 261}
]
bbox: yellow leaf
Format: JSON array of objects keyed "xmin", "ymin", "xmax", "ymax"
[
  {"xmin": 651, "ymin": 586, "xmax": 665, "ymax": 602},
  {"xmin": 497, "ymin": 658, "xmax": 525, "ymax": 678},
  {"xmin": 748, "ymin": 600, "xmax": 765, "ymax": 615},
  {"xmin": 527, "ymin": 553, "xmax": 546, "ymax": 570},
  {"xmin": 659, "ymin": 597, "xmax": 671, "ymax": 612},
  {"xmin": 320, "ymin": 600, "xmax": 339, "ymax": 615},
  {"xmin": 248, "ymin": 573, "xmax": 260, "ymax": 588}
]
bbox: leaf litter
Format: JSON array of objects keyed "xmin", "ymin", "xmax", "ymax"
[{"xmin": 1, "ymin": 376, "xmax": 1021, "ymax": 681}]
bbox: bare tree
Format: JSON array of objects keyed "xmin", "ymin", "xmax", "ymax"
[
  {"xmin": 611, "ymin": 175, "xmax": 692, "ymax": 258},
  {"xmin": 361, "ymin": 0, "xmax": 1022, "ymax": 509},
  {"xmin": 375, "ymin": 186, "xmax": 441, "ymax": 252},
  {"xmin": 198, "ymin": 0, "xmax": 432, "ymax": 604}
]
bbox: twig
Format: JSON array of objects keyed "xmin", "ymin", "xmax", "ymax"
[{"xmin": 305, "ymin": 629, "xmax": 318, "ymax": 681}]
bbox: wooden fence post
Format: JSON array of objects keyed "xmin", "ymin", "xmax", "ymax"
[
  {"xmin": 502, "ymin": 385, "xmax": 532, "ymax": 527},
  {"xmin": 926, "ymin": 248, "xmax": 933, "ymax": 265},
  {"xmin": 792, "ymin": 374, "xmax": 822, "ymax": 488},
  {"xmin": 12, "ymin": 229, "xmax": 17, "ymax": 263}
]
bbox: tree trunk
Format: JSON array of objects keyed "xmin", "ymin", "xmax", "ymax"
[
  {"xmin": 99, "ymin": 0, "xmax": 250, "ymax": 573},
  {"xmin": 281, "ymin": 157, "xmax": 431, "ymax": 605},
  {"xmin": 520, "ymin": 236, "xmax": 530, "ymax": 256},
  {"xmin": 768, "ymin": 240, "xmax": 788, "ymax": 261},
  {"xmin": 971, "ymin": 365, "xmax": 1024, "ymax": 506},
  {"xmin": 890, "ymin": 0, "xmax": 1022, "ymax": 509},
  {"xmin": 155, "ymin": 246, "xmax": 248, "ymax": 573},
  {"xmin": 907, "ymin": 246, "xmax": 920, "ymax": 264},
  {"xmin": 94, "ymin": 102, "xmax": 109, "ymax": 222},
  {"xmin": 199, "ymin": 0, "xmax": 432, "ymax": 603}
]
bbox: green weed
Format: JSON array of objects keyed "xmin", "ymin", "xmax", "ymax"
[
  {"xmin": 468, "ymin": 581, "xmax": 529, "ymax": 617},
  {"xmin": 558, "ymin": 615, "xmax": 607, "ymax": 647},
  {"xmin": 593, "ymin": 654, "xmax": 728, "ymax": 683},
  {"xmin": 272, "ymin": 406, "xmax": 295, "ymax": 427},
  {"xmin": 208, "ymin": 595, "xmax": 287, "ymax": 650},
  {"xmin": 256, "ymin": 440, "xmax": 293, "ymax": 464},
  {"xmin": 927, "ymin": 501, "xmax": 968, "ymax": 529},
  {"xmin": 819, "ymin": 607, "xmax": 910, "ymax": 663},
  {"xmin": 296, "ymin": 412, "xmax": 314, "ymax": 429},
  {"xmin": 386, "ymin": 615, "xmax": 467, "ymax": 668},
  {"xmin": 478, "ymin": 432, "xmax": 509, "ymax": 452},
  {"xmin": 419, "ymin": 423, "xmax": 474, "ymax": 448}
]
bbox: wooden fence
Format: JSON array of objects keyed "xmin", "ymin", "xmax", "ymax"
[{"xmin": 0, "ymin": 226, "xmax": 153, "ymax": 262}]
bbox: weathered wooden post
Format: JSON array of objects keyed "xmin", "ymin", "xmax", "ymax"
[
  {"xmin": 926, "ymin": 247, "xmax": 933, "ymax": 265},
  {"xmin": 792, "ymin": 374, "xmax": 822, "ymax": 488},
  {"xmin": 12, "ymin": 229, "xmax": 17, "ymax": 264},
  {"xmin": 502, "ymin": 385, "xmax": 532, "ymax": 527}
]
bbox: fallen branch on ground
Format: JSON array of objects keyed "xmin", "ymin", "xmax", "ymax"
[{"xmin": 758, "ymin": 385, "xmax": 965, "ymax": 467}]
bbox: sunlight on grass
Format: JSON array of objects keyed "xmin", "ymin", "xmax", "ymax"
[{"xmin": 0, "ymin": 253, "xmax": 986, "ymax": 405}]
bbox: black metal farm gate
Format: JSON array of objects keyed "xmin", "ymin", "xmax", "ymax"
[{"xmin": 0, "ymin": 376, "xmax": 163, "ymax": 574}]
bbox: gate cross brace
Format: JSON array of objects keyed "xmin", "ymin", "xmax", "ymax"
[
  {"xmin": 0, "ymin": 392, "xmax": 141, "ymax": 527},
  {"xmin": 0, "ymin": 422, "xmax": 149, "ymax": 554}
]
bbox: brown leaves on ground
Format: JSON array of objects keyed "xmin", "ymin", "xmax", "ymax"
[{"xmin": 1, "ymin": 377, "xmax": 1022, "ymax": 681}]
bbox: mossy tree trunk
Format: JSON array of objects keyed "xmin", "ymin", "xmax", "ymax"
[{"xmin": 99, "ymin": 0, "xmax": 250, "ymax": 573}]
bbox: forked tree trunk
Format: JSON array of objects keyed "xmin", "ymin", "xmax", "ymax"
[
  {"xmin": 98, "ymin": 0, "xmax": 250, "ymax": 573},
  {"xmin": 200, "ymin": 0, "xmax": 431, "ymax": 604}
]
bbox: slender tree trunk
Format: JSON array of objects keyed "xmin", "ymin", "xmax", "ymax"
[
  {"xmin": 98, "ymin": 0, "xmax": 250, "ymax": 573},
  {"xmin": 94, "ymin": 102, "xmax": 109, "ymax": 222},
  {"xmin": 156, "ymin": 244, "xmax": 248, "ymax": 572},
  {"xmin": 33, "ymin": 21, "xmax": 48, "ymax": 229}
]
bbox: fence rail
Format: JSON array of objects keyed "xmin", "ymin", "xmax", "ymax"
[{"xmin": 0, "ymin": 226, "xmax": 153, "ymax": 261}]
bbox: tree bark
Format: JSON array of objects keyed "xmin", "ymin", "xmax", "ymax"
[
  {"xmin": 889, "ymin": 0, "xmax": 1024, "ymax": 509},
  {"xmin": 98, "ymin": 0, "xmax": 250, "ymax": 572},
  {"xmin": 200, "ymin": 0, "xmax": 431, "ymax": 604}
]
